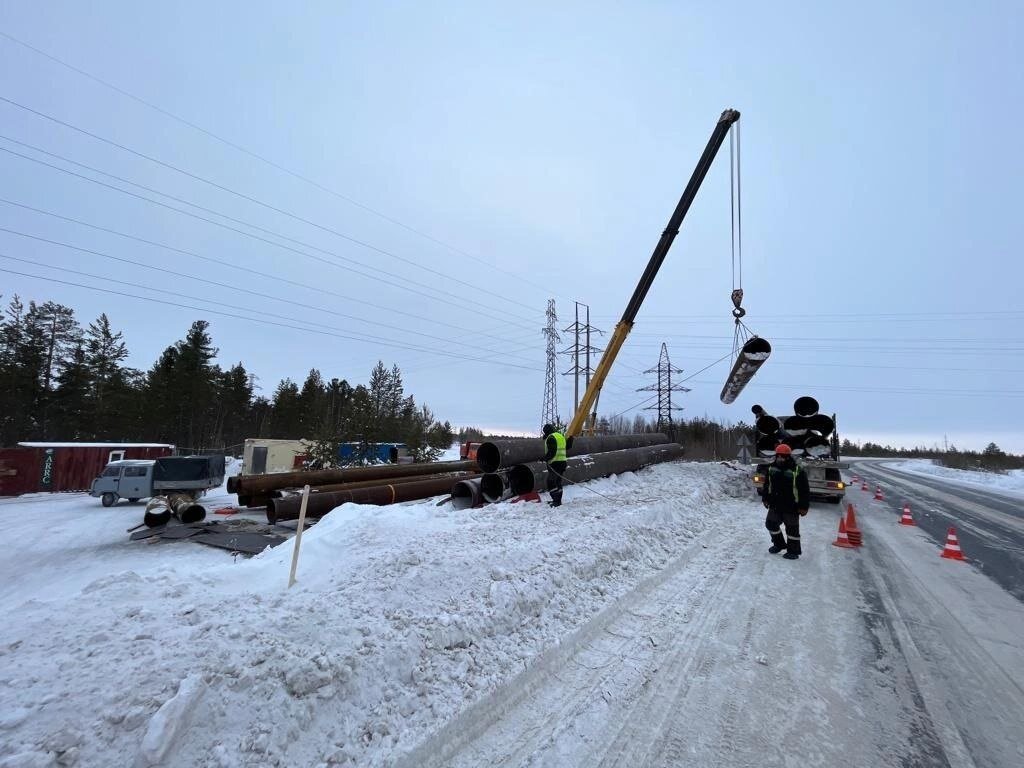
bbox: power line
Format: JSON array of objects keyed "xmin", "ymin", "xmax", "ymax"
[
  {"xmin": 0, "ymin": 262, "xmax": 547, "ymax": 373},
  {"xmin": 0, "ymin": 96, "xmax": 545, "ymax": 316},
  {"xmin": 0, "ymin": 139, "xmax": 541, "ymax": 332},
  {"xmin": 686, "ymin": 379, "xmax": 1024, "ymax": 398},
  {"xmin": 0, "ymin": 29, "xmax": 562, "ymax": 298},
  {"xmin": 0, "ymin": 231, "xmax": 545, "ymax": 367},
  {"xmin": 0, "ymin": 197, "xmax": 532, "ymax": 347}
]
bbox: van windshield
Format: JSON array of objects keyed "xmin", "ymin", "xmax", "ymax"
[{"xmin": 101, "ymin": 466, "xmax": 120, "ymax": 477}]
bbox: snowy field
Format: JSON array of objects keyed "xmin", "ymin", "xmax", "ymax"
[
  {"xmin": 887, "ymin": 459, "xmax": 1024, "ymax": 499},
  {"xmin": 2, "ymin": 459, "xmax": 1022, "ymax": 767}
]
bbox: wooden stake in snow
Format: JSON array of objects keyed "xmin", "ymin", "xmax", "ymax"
[{"xmin": 287, "ymin": 484, "xmax": 311, "ymax": 588}]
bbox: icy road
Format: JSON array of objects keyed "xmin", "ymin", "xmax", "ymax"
[{"xmin": 0, "ymin": 461, "xmax": 1022, "ymax": 767}]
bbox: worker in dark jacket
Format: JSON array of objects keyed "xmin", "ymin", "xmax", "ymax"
[
  {"xmin": 542, "ymin": 424, "xmax": 572, "ymax": 507},
  {"xmin": 763, "ymin": 443, "xmax": 810, "ymax": 559}
]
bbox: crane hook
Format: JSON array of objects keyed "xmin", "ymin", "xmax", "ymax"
[{"xmin": 731, "ymin": 289, "xmax": 745, "ymax": 319}]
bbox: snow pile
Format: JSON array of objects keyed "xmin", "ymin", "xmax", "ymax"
[
  {"xmin": 0, "ymin": 461, "xmax": 751, "ymax": 768},
  {"xmin": 888, "ymin": 459, "xmax": 1024, "ymax": 499}
]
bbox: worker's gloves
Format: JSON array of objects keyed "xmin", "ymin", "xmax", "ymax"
[{"xmin": 799, "ymin": 508, "xmax": 809, "ymax": 517}]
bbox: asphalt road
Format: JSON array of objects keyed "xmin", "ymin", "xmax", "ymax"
[{"xmin": 848, "ymin": 460, "xmax": 1024, "ymax": 602}]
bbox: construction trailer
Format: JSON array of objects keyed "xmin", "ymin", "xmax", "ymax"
[
  {"xmin": 0, "ymin": 442, "xmax": 174, "ymax": 497},
  {"xmin": 240, "ymin": 439, "xmax": 313, "ymax": 476}
]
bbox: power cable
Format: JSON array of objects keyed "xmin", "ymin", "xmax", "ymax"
[
  {"xmin": 0, "ymin": 230, "xmax": 546, "ymax": 367},
  {"xmin": 0, "ymin": 197, "xmax": 533, "ymax": 346},
  {"xmin": 0, "ymin": 29, "xmax": 562, "ymax": 298},
  {"xmin": 0, "ymin": 96, "xmax": 544, "ymax": 315},
  {"xmin": 0, "ymin": 262, "xmax": 547, "ymax": 373},
  {"xmin": 0, "ymin": 139, "xmax": 541, "ymax": 331}
]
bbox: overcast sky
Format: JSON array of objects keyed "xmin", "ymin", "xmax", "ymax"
[{"xmin": 1, "ymin": 1, "xmax": 1022, "ymax": 452}]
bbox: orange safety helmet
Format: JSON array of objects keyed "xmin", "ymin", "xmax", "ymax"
[{"xmin": 774, "ymin": 443, "xmax": 793, "ymax": 456}]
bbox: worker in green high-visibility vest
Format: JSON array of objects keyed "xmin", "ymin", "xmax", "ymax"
[{"xmin": 542, "ymin": 424, "xmax": 573, "ymax": 507}]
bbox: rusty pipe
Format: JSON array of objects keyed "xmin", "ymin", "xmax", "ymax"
[
  {"xmin": 480, "ymin": 473, "xmax": 511, "ymax": 503},
  {"xmin": 229, "ymin": 460, "xmax": 477, "ymax": 496},
  {"xmin": 720, "ymin": 336, "xmax": 772, "ymax": 404},
  {"xmin": 266, "ymin": 474, "xmax": 469, "ymax": 523},
  {"xmin": 476, "ymin": 433, "xmax": 670, "ymax": 473},
  {"xmin": 272, "ymin": 471, "xmax": 479, "ymax": 498},
  {"xmin": 506, "ymin": 443, "xmax": 684, "ymax": 495},
  {"xmin": 168, "ymin": 493, "xmax": 206, "ymax": 524}
]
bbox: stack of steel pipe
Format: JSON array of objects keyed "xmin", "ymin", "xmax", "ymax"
[
  {"xmin": 754, "ymin": 397, "xmax": 836, "ymax": 457},
  {"xmin": 481, "ymin": 442, "xmax": 684, "ymax": 499},
  {"xmin": 475, "ymin": 433, "xmax": 670, "ymax": 473}
]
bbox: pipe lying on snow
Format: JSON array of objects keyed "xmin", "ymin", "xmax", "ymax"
[
  {"xmin": 228, "ymin": 460, "xmax": 477, "ymax": 496},
  {"xmin": 271, "ymin": 472, "xmax": 473, "ymax": 498},
  {"xmin": 451, "ymin": 478, "xmax": 484, "ymax": 510},
  {"xmin": 168, "ymin": 493, "xmax": 206, "ymax": 524},
  {"xmin": 266, "ymin": 473, "xmax": 478, "ymax": 523},
  {"xmin": 476, "ymin": 433, "xmax": 670, "ymax": 473},
  {"xmin": 480, "ymin": 473, "xmax": 511, "ymax": 503},
  {"xmin": 720, "ymin": 336, "xmax": 771, "ymax": 404},
  {"xmin": 506, "ymin": 443, "xmax": 684, "ymax": 496},
  {"xmin": 143, "ymin": 497, "xmax": 172, "ymax": 528}
]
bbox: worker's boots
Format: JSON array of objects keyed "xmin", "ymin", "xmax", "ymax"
[{"xmin": 548, "ymin": 489, "xmax": 563, "ymax": 507}]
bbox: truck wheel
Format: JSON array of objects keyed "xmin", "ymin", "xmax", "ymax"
[
  {"xmin": 128, "ymin": 498, "xmax": 140, "ymax": 503},
  {"xmin": 101, "ymin": 492, "xmax": 118, "ymax": 508}
]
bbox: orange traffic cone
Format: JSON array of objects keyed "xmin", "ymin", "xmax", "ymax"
[
  {"xmin": 874, "ymin": 486, "xmax": 885, "ymax": 501},
  {"xmin": 832, "ymin": 518, "xmax": 855, "ymax": 548},
  {"xmin": 852, "ymin": 474, "xmax": 859, "ymax": 484},
  {"xmin": 845, "ymin": 504, "xmax": 862, "ymax": 547},
  {"xmin": 861, "ymin": 481, "xmax": 869, "ymax": 491},
  {"xmin": 940, "ymin": 527, "xmax": 967, "ymax": 561},
  {"xmin": 899, "ymin": 504, "xmax": 916, "ymax": 526}
]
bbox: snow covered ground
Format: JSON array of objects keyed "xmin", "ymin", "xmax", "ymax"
[
  {"xmin": 887, "ymin": 459, "xmax": 1024, "ymax": 500},
  {"xmin": 2, "ymin": 460, "xmax": 1022, "ymax": 767}
]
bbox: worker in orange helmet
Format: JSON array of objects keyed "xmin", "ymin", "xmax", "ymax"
[{"xmin": 763, "ymin": 443, "xmax": 810, "ymax": 559}]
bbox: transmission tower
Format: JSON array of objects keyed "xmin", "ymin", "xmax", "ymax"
[
  {"xmin": 542, "ymin": 299, "xmax": 561, "ymax": 428},
  {"xmin": 637, "ymin": 342, "xmax": 690, "ymax": 435},
  {"xmin": 561, "ymin": 302, "xmax": 603, "ymax": 416}
]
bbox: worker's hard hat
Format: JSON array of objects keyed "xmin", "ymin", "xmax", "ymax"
[{"xmin": 774, "ymin": 443, "xmax": 793, "ymax": 456}]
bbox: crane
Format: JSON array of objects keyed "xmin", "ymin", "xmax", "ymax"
[{"xmin": 566, "ymin": 108, "xmax": 741, "ymax": 437}]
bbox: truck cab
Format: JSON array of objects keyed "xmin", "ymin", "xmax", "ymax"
[
  {"xmin": 753, "ymin": 460, "xmax": 847, "ymax": 504},
  {"xmin": 90, "ymin": 460, "xmax": 155, "ymax": 507}
]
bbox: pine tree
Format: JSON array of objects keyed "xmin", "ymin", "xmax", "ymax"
[
  {"xmin": 269, "ymin": 379, "xmax": 302, "ymax": 438},
  {"xmin": 51, "ymin": 344, "xmax": 92, "ymax": 439},
  {"xmin": 85, "ymin": 313, "xmax": 129, "ymax": 436}
]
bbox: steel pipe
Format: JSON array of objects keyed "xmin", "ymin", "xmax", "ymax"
[
  {"xmin": 271, "ymin": 472, "xmax": 477, "ymax": 498},
  {"xmin": 793, "ymin": 396, "xmax": 819, "ymax": 417},
  {"xmin": 143, "ymin": 497, "xmax": 172, "ymax": 528},
  {"xmin": 720, "ymin": 336, "xmax": 772, "ymax": 404},
  {"xmin": 506, "ymin": 443, "xmax": 684, "ymax": 495},
  {"xmin": 229, "ymin": 459, "xmax": 477, "ymax": 496},
  {"xmin": 480, "ymin": 473, "xmax": 511, "ymax": 503},
  {"xmin": 266, "ymin": 474, "xmax": 471, "ymax": 523},
  {"xmin": 168, "ymin": 493, "xmax": 206, "ymax": 524},
  {"xmin": 476, "ymin": 433, "xmax": 670, "ymax": 473},
  {"xmin": 451, "ymin": 478, "xmax": 484, "ymax": 510}
]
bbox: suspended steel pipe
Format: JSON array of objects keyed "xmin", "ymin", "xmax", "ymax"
[
  {"xmin": 228, "ymin": 459, "xmax": 477, "ymax": 496},
  {"xmin": 505, "ymin": 443, "xmax": 684, "ymax": 496},
  {"xmin": 266, "ymin": 474, "xmax": 477, "ymax": 523},
  {"xmin": 476, "ymin": 433, "xmax": 670, "ymax": 474},
  {"xmin": 720, "ymin": 337, "xmax": 772, "ymax": 404}
]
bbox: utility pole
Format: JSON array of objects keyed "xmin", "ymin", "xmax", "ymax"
[
  {"xmin": 638, "ymin": 342, "xmax": 690, "ymax": 440},
  {"xmin": 561, "ymin": 302, "xmax": 602, "ymax": 422},
  {"xmin": 542, "ymin": 299, "xmax": 561, "ymax": 428}
]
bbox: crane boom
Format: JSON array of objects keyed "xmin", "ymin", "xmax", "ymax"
[{"xmin": 566, "ymin": 108, "xmax": 740, "ymax": 437}]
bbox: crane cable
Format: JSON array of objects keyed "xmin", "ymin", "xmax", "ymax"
[{"xmin": 729, "ymin": 123, "xmax": 754, "ymax": 360}]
